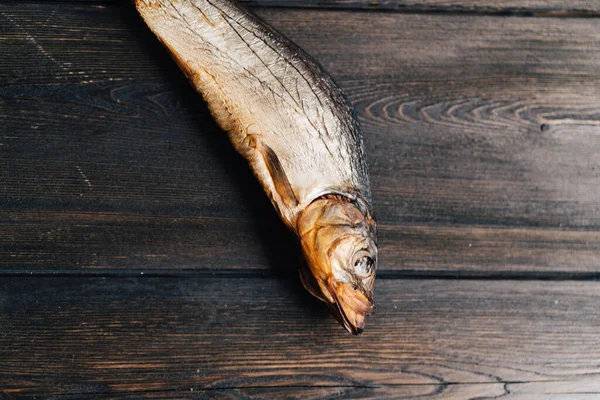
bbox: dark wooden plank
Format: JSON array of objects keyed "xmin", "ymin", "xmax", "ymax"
[
  {"xmin": 110, "ymin": 380, "xmax": 600, "ymax": 399},
  {"xmin": 1, "ymin": 277, "xmax": 600, "ymax": 398},
  {"xmin": 381, "ymin": 225, "xmax": 600, "ymax": 275},
  {"xmin": 46, "ymin": 379, "xmax": 600, "ymax": 399},
  {"xmin": 19, "ymin": 0, "xmax": 600, "ymax": 17},
  {"xmin": 1, "ymin": 4, "xmax": 600, "ymax": 273},
  {"xmin": 246, "ymin": 0, "xmax": 600, "ymax": 17}
]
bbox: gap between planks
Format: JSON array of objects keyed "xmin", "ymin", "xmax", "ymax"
[{"xmin": 1, "ymin": 269, "xmax": 600, "ymax": 281}]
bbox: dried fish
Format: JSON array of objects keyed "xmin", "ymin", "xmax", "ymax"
[{"xmin": 136, "ymin": 0, "xmax": 377, "ymax": 334}]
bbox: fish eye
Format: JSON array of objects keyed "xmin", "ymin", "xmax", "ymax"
[{"xmin": 354, "ymin": 255, "xmax": 374, "ymax": 277}]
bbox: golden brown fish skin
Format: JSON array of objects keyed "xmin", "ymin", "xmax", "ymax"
[
  {"xmin": 297, "ymin": 196, "xmax": 377, "ymax": 334},
  {"xmin": 136, "ymin": 0, "xmax": 377, "ymax": 334}
]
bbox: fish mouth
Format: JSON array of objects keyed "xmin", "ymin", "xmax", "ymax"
[
  {"xmin": 299, "ymin": 263, "xmax": 375, "ymax": 334},
  {"xmin": 326, "ymin": 279, "xmax": 375, "ymax": 335}
]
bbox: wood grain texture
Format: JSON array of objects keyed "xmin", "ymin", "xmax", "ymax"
[
  {"xmin": 1, "ymin": 277, "xmax": 600, "ymax": 398},
  {"xmin": 243, "ymin": 0, "xmax": 600, "ymax": 17},
  {"xmin": 29, "ymin": 380, "xmax": 600, "ymax": 399},
  {"xmin": 22, "ymin": 0, "xmax": 600, "ymax": 17},
  {"xmin": 1, "ymin": 3, "xmax": 600, "ymax": 273}
]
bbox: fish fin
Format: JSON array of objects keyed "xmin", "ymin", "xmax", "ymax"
[
  {"xmin": 259, "ymin": 144, "xmax": 299, "ymax": 207},
  {"xmin": 299, "ymin": 262, "xmax": 327, "ymax": 303}
]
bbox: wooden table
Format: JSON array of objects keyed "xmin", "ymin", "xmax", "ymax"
[{"xmin": 2, "ymin": 1, "xmax": 600, "ymax": 398}]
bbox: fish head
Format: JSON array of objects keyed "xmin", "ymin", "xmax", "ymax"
[{"xmin": 297, "ymin": 195, "xmax": 377, "ymax": 334}]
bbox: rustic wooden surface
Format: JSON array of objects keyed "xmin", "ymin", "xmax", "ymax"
[
  {"xmin": 1, "ymin": 0, "xmax": 600, "ymax": 398},
  {"xmin": 30, "ymin": 0, "xmax": 600, "ymax": 16},
  {"xmin": 2, "ymin": 277, "xmax": 600, "ymax": 398},
  {"xmin": 244, "ymin": 0, "xmax": 600, "ymax": 17}
]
